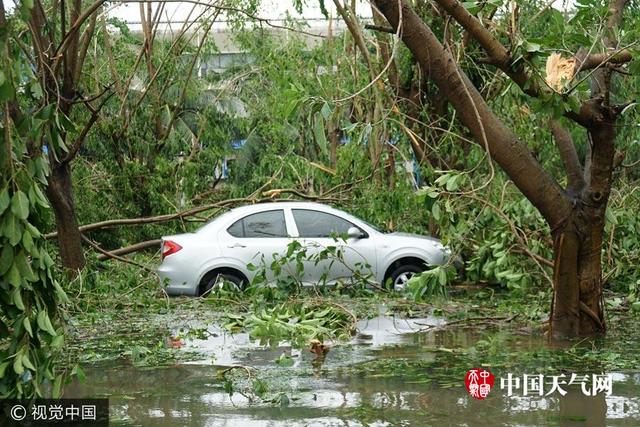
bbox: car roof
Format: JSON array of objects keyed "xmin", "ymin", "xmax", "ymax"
[{"xmin": 229, "ymin": 201, "xmax": 336, "ymax": 215}]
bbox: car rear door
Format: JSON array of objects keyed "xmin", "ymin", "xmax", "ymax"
[{"xmin": 222, "ymin": 209, "xmax": 294, "ymax": 283}]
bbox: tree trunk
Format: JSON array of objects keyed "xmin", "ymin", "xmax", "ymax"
[
  {"xmin": 45, "ymin": 162, "xmax": 86, "ymax": 272},
  {"xmin": 551, "ymin": 118, "xmax": 614, "ymax": 338},
  {"xmin": 551, "ymin": 217, "xmax": 606, "ymax": 338}
]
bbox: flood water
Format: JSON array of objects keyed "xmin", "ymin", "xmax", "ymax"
[{"xmin": 65, "ymin": 312, "xmax": 640, "ymax": 426}]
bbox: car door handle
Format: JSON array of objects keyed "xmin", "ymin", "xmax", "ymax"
[{"xmin": 227, "ymin": 243, "xmax": 246, "ymax": 248}]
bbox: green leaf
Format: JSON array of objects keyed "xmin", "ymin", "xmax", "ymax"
[
  {"xmin": 23, "ymin": 317, "xmax": 33, "ymax": 338},
  {"xmin": 30, "ymin": 82, "xmax": 43, "ymax": 99},
  {"xmin": 0, "ymin": 361, "xmax": 10, "ymax": 377},
  {"xmin": 313, "ymin": 112, "xmax": 328, "ymax": 157},
  {"xmin": 52, "ymin": 375, "xmax": 63, "ymax": 398},
  {"xmin": 25, "ymin": 222, "xmax": 41, "ymax": 239},
  {"xmin": 0, "ymin": 188, "xmax": 10, "ymax": 214},
  {"xmin": 13, "ymin": 288, "xmax": 25, "ymax": 311},
  {"xmin": 8, "ymin": 262, "xmax": 21, "ymax": 287},
  {"xmin": 72, "ymin": 365, "xmax": 85, "ymax": 382},
  {"xmin": 53, "ymin": 281, "xmax": 70, "ymax": 304},
  {"xmin": 445, "ymin": 175, "xmax": 459, "ymax": 192},
  {"xmin": 15, "ymin": 250, "xmax": 36, "ymax": 281},
  {"xmin": 432, "ymin": 203, "xmax": 441, "ymax": 221},
  {"xmin": 37, "ymin": 310, "xmax": 57, "ymax": 336},
  {"xmin": 525, "ymin": 42, "xmax": 542, "ymax": 53},
  {"xmin": 10, "ymin": 191, "xmax": 29, "ymax": 220},
  {"xmin": 0, "ymin": 245, "xmax": 13, "ymax": 275},
  {"xmin": 462, "ymin": 1, "xmax": 481, "ymax": 14},
  {"xmin": 13, "ymin": 352, "xmax": 24, "ymax": 375},
  {"xmin": 320, "ymin": 102, "xmax": 332, "ymax": 120},
  {"xmin": 275, "ymin": 353, "xmax": 295, "ymax": 367},
  {"xmin": 22, "ymin": 229, "xmax": 34, "ymax": 253},
  {"xmin": 51, "ymin": 335, "xmax": 64, "ymax": 349},
  {"xmin": 21, "ymin": 352, "xmax": 36, "ymax": 371},
  {"xmin": 438, "ymin": 268, "xmax": 448, "ymax": 286},
  {"xmin": 8, "ymin": 217, "xmax": 23, "ymax": 246}
]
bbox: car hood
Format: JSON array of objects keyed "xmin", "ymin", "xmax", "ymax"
[{"xmin": 387, "ymin": 232, "xmax": 442, "ymax": 244}]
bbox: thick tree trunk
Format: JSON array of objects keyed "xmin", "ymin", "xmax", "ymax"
[
  {"xmin": 45, "ymin": 162, "xmax": 86, "ymax": 271},
  {"xmin": 551, "ymin": 118, "xmax": 614, "ymax": 338},
  {"xmin": 551, "ymin": 216, "xmax": 606, "ymax": 338}
]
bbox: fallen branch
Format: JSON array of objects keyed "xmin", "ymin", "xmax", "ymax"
[
  {"xmin": 416, "ymin": 314, "xmax": 519, "ymax": 332},
  {"xmin": 45, "ymin": 197, "xmax": 252, "ymax": 239},
  {"xmin": 96, "ymin": 239, "xmax": 161, "ymax": 261},
  {"xmin": 81, "ymin": 235, "xmax": 156, "ymax": 273},
  {"xmin": 261, "ymin": 188, "xmax": 344, "ymax": 202}
]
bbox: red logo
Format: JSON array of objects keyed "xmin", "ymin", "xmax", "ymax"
[{"xmin": 465, "ymin": 368, "xmax": 495, "ymax": 400}]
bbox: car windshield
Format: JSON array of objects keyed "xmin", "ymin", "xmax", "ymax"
[{"xmin": 359, "ymin": 218, "xmax": 383, "ymax": 233}]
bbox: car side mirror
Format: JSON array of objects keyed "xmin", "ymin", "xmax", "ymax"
[{"xmin": 347, "ymin": 227, "xmax": 363, "ymax": 239}]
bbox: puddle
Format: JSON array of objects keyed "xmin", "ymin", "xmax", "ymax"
[
  {"xmin": 173, "ymin": 312, "xmax": 444, "ymax": 367},
  {"xmin": 64, "ymin": 312, "xmax": 640, "ymax": 425}
]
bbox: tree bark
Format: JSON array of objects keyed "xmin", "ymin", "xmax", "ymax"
[{"xmin": 45, "ymin": 162, "xmax": 86, "ymax": 272}]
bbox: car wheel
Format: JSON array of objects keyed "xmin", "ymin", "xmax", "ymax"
[
  {"xmin": 387, "ymin": 264, "xmax": 424, "ymax": 291},
  {"xmin": 200, "ymin": 272, "xmax": 245, "ymax": 296}
]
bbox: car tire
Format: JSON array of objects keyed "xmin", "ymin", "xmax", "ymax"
[
  {"xmin": 200, "ymin": 272, "xmax": 245, "ymax": 296},
  {"xmin": 387, "ymin": 264, "xmax": 425, "ymax": 291}
]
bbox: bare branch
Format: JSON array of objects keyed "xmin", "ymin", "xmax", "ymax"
[
  {"xmin": 549, "ymin": 120, "xmax": 585, "ymax": 193},
  {"xmin": 54, "ymin": 0, "xmax": 107, "ymax": 71},
  {"xmin": 96, "ymin": 239, "xmax": 161, "ymax": 261},
  {"xmin": 364, "ymin": 24, "xmax": 394, "ymax": 33},
  {"xmin": 576, "ymin": 49, "xmax": 633, "ymax": 73},
  {"xmin": 81, "ymin": 235, "xmax": 155, "ymax": 272},
  {"xmin": 62, "ymin": 89, "xmax": 115, "ymax": 163},
  {"xmin": 44, "ymin": 197, "xmax": 251, "ymax": 239},
  {"xmin": 73, "ymin": 4, "xmax": 100, "ymax": 83},
  {"xmin": 432, "ymin": 0, "xmax": 539, "ymax": 96}
]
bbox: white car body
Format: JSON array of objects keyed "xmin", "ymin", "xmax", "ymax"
[{"xmin": 158, "ymin": 202, "xmax": 451, "ymax": 295}]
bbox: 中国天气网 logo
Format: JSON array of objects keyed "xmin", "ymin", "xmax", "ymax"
[{"xmin": 465, "ymin": 368, "xmax": 495, "ymax": 400}]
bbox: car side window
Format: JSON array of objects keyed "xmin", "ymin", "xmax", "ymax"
[
  {"xmin": 292, "ymin": 209, "xmax": 354, "ymax": 238},
  {"xmin": 227, "ymin": 210, "xmax": 287, "ymax": 238}
]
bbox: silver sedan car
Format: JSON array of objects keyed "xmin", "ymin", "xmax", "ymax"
[{"xmin": 158, "ymin": 202, "xmax": 451, "ymax": 295}]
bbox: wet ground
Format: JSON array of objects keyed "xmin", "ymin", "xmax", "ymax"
[{"xmin": 65, "ymin": 308, "xmax": 640, "ymax": 426}]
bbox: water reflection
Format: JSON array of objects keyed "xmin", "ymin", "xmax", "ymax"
[{"xmin": 65, "ymin": 315, "xmax": 640, "ymax": 426}]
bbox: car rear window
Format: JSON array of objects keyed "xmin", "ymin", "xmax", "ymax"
[{"xmin": 227, "ymin": 210, "xmax": 287, "ymax": 238}]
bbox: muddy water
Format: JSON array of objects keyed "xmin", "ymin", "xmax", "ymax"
[{"xmin": 66, "ymin": 314, "xmax": 640, "ymax": 426}]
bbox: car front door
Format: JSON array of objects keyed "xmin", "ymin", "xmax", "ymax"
[
  {"xmin": 290, "ymin": 208, "xmax": 377, "ymax": 285},
  {"xmin": 223, "ymin": 209, "xmax": 294, "ymax": 283}
]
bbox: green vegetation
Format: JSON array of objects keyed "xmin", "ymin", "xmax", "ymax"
[{"xmin": 1, "ymin": 2, "xmax": 639, "ymax": 422}]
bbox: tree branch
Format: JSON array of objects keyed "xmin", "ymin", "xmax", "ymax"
[
  {"xmin": 432, "ymin": 0, "xmax": 538, "ymax": 96},
  {"xmin": 364, "ymin": 24, "xmax": 395, "ymax": 33},
  {"xmin": 96, "ymin": 239, "xmax": 161, "ymax": 261},
  {"xmin": 576, "ymin": 49, "xmax": 633, "ymax": 73},
  {"xmin": 372, "ymin": 0, "xmax": 572, "ymax": 228},
  {"xmin": 73, "ymin": 4, "xmax": 100, "ymax": 83},
  {"xmin": 81, "ymin": 235, "xmax": 155, "ymax": 272},
  {"xmin": 62, "ymin": 89, "xmax": 114, "ymax": 163},
  {"xmin": 549, "ymin": 120, "xmax": 585, "ymax": 193}
]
